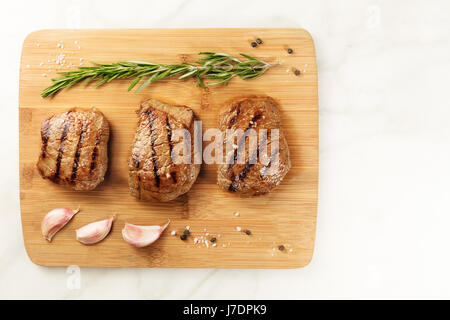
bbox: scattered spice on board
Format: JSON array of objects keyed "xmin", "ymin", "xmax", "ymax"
[{"xmin": 293, "ymin": 68, "xmax": 301, "ymax": 76}]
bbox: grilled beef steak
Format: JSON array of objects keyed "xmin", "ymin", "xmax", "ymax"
[
  {"xmin": 217, "ymin": 96, "xmax": 291, "ymax": 196},
  {"xmin": 129, "ymin": 99, "xmax": 200, "ymax": 202},
  {"xmin": 37, "ymin": 108, "xmax": 110, "ymax": 191}
]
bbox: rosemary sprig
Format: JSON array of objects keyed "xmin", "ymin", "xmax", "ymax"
[{"xmin": 41, "ymin": 52, "xmax": 271, "ymax": 98}]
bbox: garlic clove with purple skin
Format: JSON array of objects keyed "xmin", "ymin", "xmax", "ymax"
[
  {"xmin": 122, "ymin": 220, "xmax": 170, "ymax": 248},
  {"xmin": 76, "ymin": 216, "xmax": 115, "ymax": 245},
  {"xmin": 41, "ymin": 207, "xmax": 80, "ymax": 242}
]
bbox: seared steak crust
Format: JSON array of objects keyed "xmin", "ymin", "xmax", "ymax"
[
  {"xmin": 129, "ymin": 99, "xmax": 200, "ymax": 202},
  {"xmin": 37, "ymin": 108, "xmax": 110, "ymax": 191},
  {"xmin": 218, "ymin": 96, "xmax": 291, "ymax": 196}
]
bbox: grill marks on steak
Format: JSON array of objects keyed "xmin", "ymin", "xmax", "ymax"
[
  {"xmin": 37, "ymin": 108, "xmax": 110, "ymax": 191},
  {"xmin": 218, "ymin": 96, "xmax": 291, "ymax": 196},
  {"xmin": 54, "ymin": 111, "xmax": 72, "ymax": 179},
  {"xmin": 229, "ymin": 128, "xmax": 268, "ymax": 191},
  {"xmin": 70, "ymin": 119, "xmax": 88, "ymax": 182},
  {"xmin": 40, "ymin": 118, "xmax": 51, "ymax": 159},
  {"xmin": 146, "ymin": 109, "xmax": 160, "ymax": 188},
  {"xmin": 165, "ymin": 117, "xmax": 178, "ymax": 184},
  {"xmin": 226, "ymin": 107, "xmax": 266, "ymax": 191},
  {"xmin": 128, "ymin": 99, "xmax": 200, "ymax": 202},
  {"xmin": 89, "ymin": 131, "xmax": 102, "ymax": 174}
]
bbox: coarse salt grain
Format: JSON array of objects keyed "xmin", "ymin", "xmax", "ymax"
[
  {"xmin": 234, "ymin": 212, "xmax": 239, "ymax": 217},
  {"xmin": 193, "ymin": 238, "xmax": 198, "ymax": 244},
  {"xmin": 185, "ymin": 226, "xmax": 190, "ymax": 230},
  {"xmin": 205, "ymin": 233, "xmax": 209, "ymax": 236},
  {"xmin": 236, "ymin": 226, "xmax": 242, "ymax": 232},
  {"xmin": 212, "ymin": 243, "xmax": 217, "ymax": 247},
  {"xmin": 39, "ymin": 62, "xmax": 44, "ymax": 66},
  {"xmin": 42, "ymin": 73, "xmax": 47, "ymax": 77},
  {"xmin": 205, "ymin": 240, "xmax": 210, "ymax": 248},
  {"xmin": 171, "ymin": 231, "xmax": 176, "ymax": 236}
]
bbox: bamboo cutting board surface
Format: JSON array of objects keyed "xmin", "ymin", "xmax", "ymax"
[{"xmin": 19, "ymin": 28, "xmax": 318, "ymax": 268}]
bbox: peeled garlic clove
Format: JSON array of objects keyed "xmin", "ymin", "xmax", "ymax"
[
  {"xmin": 76, "ymin": 217, "xmax": 114, "ymax": 245},
  {"xmin": 41, "ymin": 207, "xmax": 80, "ymax": 242},
  {"xmin": 122, "ymin": 220, "xmax": 170, "ymax": 248}
]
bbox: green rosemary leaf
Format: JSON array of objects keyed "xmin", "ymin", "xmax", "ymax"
[
  {"xmin": 178, "ymin": 69, "xmax": 197, "ymax": 80},
  {"xmin": 127, "ymin": 76, "xmax": 142, "ymax": 91},
  {"xmin": 196, "ymin": 75, "xmax": 206, "ymax": 89},
  {"xmin": 135, "ymin": 74, "xmax": 156, "ymax": 93},
  {"xmin": 239, "ymin": 53, "xmax": 256, "ymax": 60}
]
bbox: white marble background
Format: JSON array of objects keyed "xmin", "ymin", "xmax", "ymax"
[{"xmin": 1, "ymin": 0, "xmax": 449, "ymax": 299}]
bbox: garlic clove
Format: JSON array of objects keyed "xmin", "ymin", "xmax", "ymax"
[
  {"xmin": 122, "ymin": 220, "xmax": 170, "ymax": 248},
  {"xmin": 41, "ymin": 207, "xmax": 80, "ymax": 242},
  {"xmin": 76, "ymin": 216, "xmax": 114, "ymax": 245}
]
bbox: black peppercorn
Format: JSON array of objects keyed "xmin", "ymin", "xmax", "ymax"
[
  {"xmin": 180, "ymin": 234, "xmax": 187, "ymax": 241},
  {"xmin": 256, "ymin": 38, "xmax": 263, "ymax": 44},
  {"xmin": 210, "ymin": 237, "xmax": 216, "ymax": 243},
  {"xmin": 183, "ymin": 229, "xmax": 190, "ymax": 236},
  {"xmin": 294, "ymin": 69, "xmax": 301, "ymax": 76},
  {"xmin": 251, "ymin": 41, "xmax": 258, "ymax": 48},
  {"xmin": 278, "ymin": 245, "xmax": 285, "ymax": 251},
  {"xmin": 244, "ymin": 229, "xmax": 252, "ymax": 235},
  {"xmin": 287, "ymin": 48, "xmax": 293, "ymax": 54}
]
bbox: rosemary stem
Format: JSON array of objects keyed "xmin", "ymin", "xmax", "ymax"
[{"xmin": 41, "ymin": 52, "xmax": 271, "ymax": 98}]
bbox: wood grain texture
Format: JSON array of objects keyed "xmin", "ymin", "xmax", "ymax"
[{"xmin": 19, "ymin": 28, "xmax": 318, "ymax": 268}]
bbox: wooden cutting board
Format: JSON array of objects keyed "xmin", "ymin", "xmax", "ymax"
[{"xmin": 19, "ymin": 28, "xmax": 318, "ymax": 268}]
